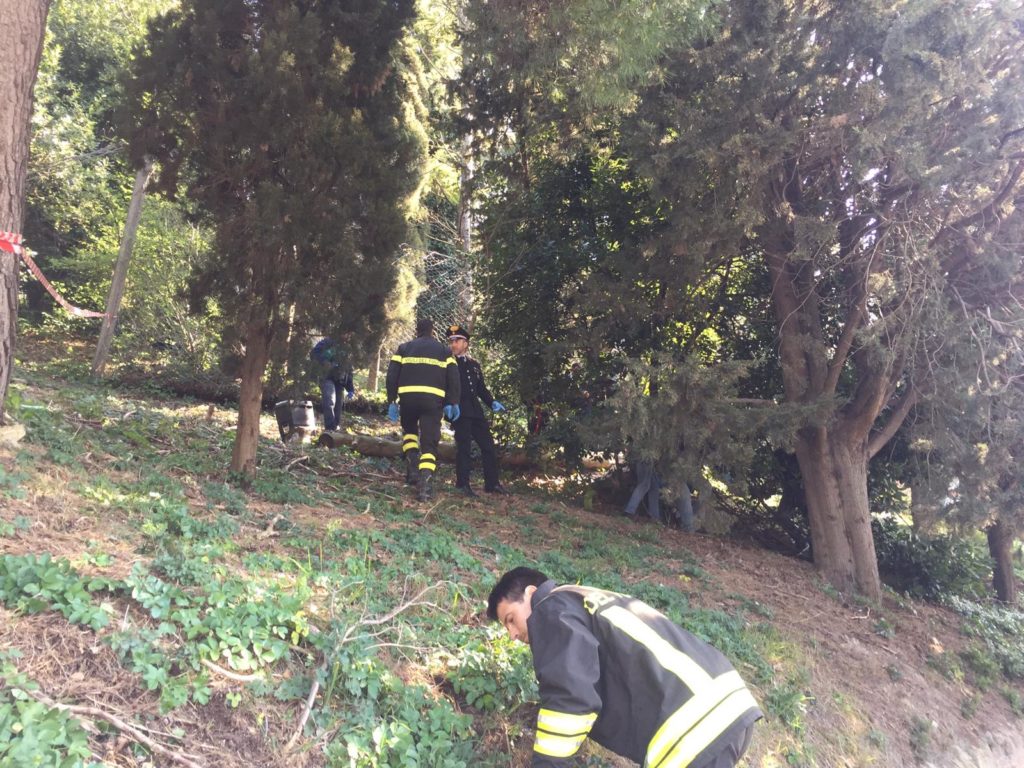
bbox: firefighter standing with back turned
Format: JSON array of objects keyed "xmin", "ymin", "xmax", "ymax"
[
  {"xmin": 386, "ymin": 318, "xmax": 461, "ymax": 501},
  {"xmin": 488, "ymin": 567, "xmax": 762, "ymax": 768}
]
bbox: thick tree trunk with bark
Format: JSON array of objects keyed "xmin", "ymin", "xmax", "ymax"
[
  {"xmin": 794, "ymin": 425, "xmax": 882, "ymax": 600},
  {"xmin": 765, "ymin": 226, "xmax": 901, "ymax": 601},
  {"xmin": 987, "ymin": 518, "xmax": 1018, "ymax": 605},
  {"xmin": 0, "ymin": 0, "xmax": 50, "ymax": 423},
  {"xmin": 231, "ymin": 325, "xmax": 272, "ymax": 476}
]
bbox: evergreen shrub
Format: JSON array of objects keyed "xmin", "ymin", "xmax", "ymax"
[
  {"xmin": 948, "ymin": 597, "xmax": 1024, "ymax": 680},
  {"xmin": 872, "ymin": 518, "xmax": 990, "ymax": 601}
]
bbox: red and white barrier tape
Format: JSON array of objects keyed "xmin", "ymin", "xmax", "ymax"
[
  {"xmin": 0, "ymin": 231, "xmax": 23, "ymax": 255},
  {"xmin": 1, "ymin": 230, "xmax": 108, "ymax": 318}
]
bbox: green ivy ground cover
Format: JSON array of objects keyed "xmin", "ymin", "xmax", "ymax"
[{"xmin": 2, "ymin": 366, "xmax": 1022, "ymax": 766}]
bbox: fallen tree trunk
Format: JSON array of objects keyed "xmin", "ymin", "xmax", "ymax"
[
  {"xmin": 317, "ymin": 432, "xmax": 616, "ymax": 473},
  {"xmin": 317, "ymin": 431, "xmax": 540, "ymax": 468}
]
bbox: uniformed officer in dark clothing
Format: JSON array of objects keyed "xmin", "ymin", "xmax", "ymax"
[
  {"xmin": 488, "ymin": 567, "xmax": 762, "ymax": 768},
  {"xmin": 386, "ymin": 318, "xmax": 461, "ymax": 501},
  {"xmin": 446, "ymin": 324, "xmax": 509, "ymax": 496}
]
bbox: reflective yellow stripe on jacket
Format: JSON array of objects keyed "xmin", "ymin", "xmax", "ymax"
[
  {"xmin": 534, "ymin": 709, "xmax": 597, "ymax": 758},
  {"xmin": 398, "ymin": 385, "xmax": 446, "ymax": 398},
  {"xmin": 391, "ymin": 355, "xmax": 456, "ymax": 368},
  {"xmin": 648, "ymin": 683, "xmax": 759, "ymax": 768},
  {"xmin": 598, "ymin": 606, "xmax": 754, "ymax": 768}
]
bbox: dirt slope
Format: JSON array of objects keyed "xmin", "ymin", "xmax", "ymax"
[{"xmin": 2, "ymin": 361, "xmax": 1023, "ymax": 767}]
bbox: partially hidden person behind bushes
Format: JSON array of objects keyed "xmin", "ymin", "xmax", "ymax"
[
  {"xmin": 623, "ymin": 453, "xmax": 699, "ymax": 532},
  {"xmin": 310, "ymin": 335, "xmax": 355, "ymax": 432},
  {"xmin": 446, "ymin": 323, "xmax": 509, "ymax": 497},
  {"xmin": 385, "ymin": 318, "xmax": 461, "ymax": 501},
  {"xmin": 487, "ymin": 566, "xmax": 762, "ymax": 768}
]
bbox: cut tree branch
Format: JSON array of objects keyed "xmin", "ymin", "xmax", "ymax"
[{"xmin": 284, "ymin": 582, "xmax": 447, "ymax": 752}]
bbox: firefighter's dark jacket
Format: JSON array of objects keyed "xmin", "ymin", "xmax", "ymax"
[
  {"xmin": 386, "ymin": 335, "xmax": 460, "ymax": 406},
  {"xmin": 455, "ymin": 355, "xmax": 494, "ymax": 419},
  {"xmin": 526, "ymin": 581, "xmax": 762, "ymax": 768}
]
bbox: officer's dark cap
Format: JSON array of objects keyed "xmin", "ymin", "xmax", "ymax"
[{"xmin": 447, "ymin": 324, "xmax": 470, "ymax": 342}]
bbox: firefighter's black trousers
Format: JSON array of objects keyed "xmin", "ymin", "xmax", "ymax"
[{"xmin": 399, "ymin": 394, "xmax": 443, "ymax": 473}]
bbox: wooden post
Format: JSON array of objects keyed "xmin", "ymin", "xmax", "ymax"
[{"xmin": 91, "ymin": 157, "xmax": 154, "ymax": 377}]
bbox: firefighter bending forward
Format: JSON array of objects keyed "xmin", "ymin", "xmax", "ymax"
[
  {"xmin": 386, "ymin": 318, "xmax": 461, "ymax": 501},
  {"xmin": 488, "ymin": 567, "xmax": 762, "ymax": 768}
]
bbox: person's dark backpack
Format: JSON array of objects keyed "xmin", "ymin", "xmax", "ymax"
[{"xmin": 311, "ymin": 338, "xmax": 335, "ymax": 364}]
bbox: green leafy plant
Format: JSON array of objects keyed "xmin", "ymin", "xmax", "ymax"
[
  {"xmin": 0, "ymin": 516, "xmax": 32, "ymax": 537},
  {"xmin": 909, "ymin": 715, "xmax": 933, "ymax": 758},
  {"xmin": 873, "ymin": 617, "xmax": 896, "ymax": 639},
  {"xmin": 961, "ymin": 694, "xmax": 980, "ymax": 719},
  {"xmin": 1002, "ymin": 687, "xmax": 1024, "ymax": 717},
  {"xmin": 0, "ymin": 651, "xmax": 97, "ymax": 767},
  {"xmin": 0, "ymin": 465, "xmax": 28, "ymax": 500},
  {"xmin": 0, "ymin": 554, "xmax": 112, "ymax": 630},
  {"xmin": 959, "ymin": 646, "xmax": 1000, "ymax": 691},
  {"xmin": 926, "ymin": 651, "xmax": 964, "ymax": 683},
  {"xmin": 947, "ymin": 597, "xmax": 1024, "ymax": 680},
  {"xmin": 444, "ymin": 629, "xmax": 537, "ymax": 713},
  {"xmin": 765, "ymin": 677, "xmax": 813, "ymax": 734}
]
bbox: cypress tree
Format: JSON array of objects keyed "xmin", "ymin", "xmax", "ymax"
[
  {"xmin": 122, "ymin": 0, "xmax": 427, "ymax": 474},
  {"xmin": 628, "ymin": 0, "xmax": 1024, "ymax": 598}
]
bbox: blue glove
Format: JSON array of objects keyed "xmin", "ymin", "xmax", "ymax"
[
  {"xmin": 444, "ymin": 404, "xmax": 461, "ymax": 422},
  {"xmin": 346, "ymin": 390, "xmax": 356, "ymax": 400},
  {"xmin": 491, "ymin": 401, "xmax": 506, "ymax": 413},
  {"xmin": 387, "ymin": 403, "xmax": 399, "ymax": 422}
]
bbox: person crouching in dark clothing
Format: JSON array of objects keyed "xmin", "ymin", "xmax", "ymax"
[{"xmin": 446, "ymin": 324, "xmax": 509, "ymax": 497}]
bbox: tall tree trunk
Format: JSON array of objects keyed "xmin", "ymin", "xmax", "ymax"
[
  {"xmin": 794, "ymin": 425, "xmax": 883, "ymax": 600},
  {"xmin": 0, "ymin": 0, "xmax": 50, "ymax": 423},
  {"xmin": 766, "ymin": 229, "xmax": 888, "ymax": 601},
  {"xmin": 367, "ymin": 343, "xmax": 382, "ymax": 392},
  {"xmin": 987, "ymin": 518, "xmax": 1018, "ymax": 605},
  {"xmin": 231, "ymin": 324, "xmax": 272, "ymax": 476},
  {"xmin": 92, "ymin": 157, "xmax": 154, "ymax": 376},
  {"xmin": 457, "ymin": 132, "xmax": 475, "ymax": 322}
]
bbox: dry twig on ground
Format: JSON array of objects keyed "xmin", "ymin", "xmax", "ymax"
[{"xmin": 21, "ymin": 687, "xmax": 210, "ymax": 768}]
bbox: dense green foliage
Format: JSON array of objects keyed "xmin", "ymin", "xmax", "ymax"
[
  {"xmin": 122, "ymin": 0, "xmax": 428, "ymax": 364},
  {"xmin": 7, "ymin": 0, "xmax": 1024, "ymax": 761},
  {"xmin": 872, "ymin": 518, "xmax": 992, "ymax": 602},
  {"xmin": 460, "ymin": 0, "xmax": 1024, "ymax": 598},
  {"xmin": 26, "ymin": 0, "xmax": 222, "ymax": 378}
]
